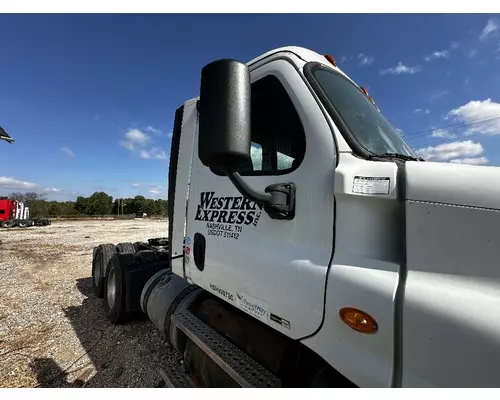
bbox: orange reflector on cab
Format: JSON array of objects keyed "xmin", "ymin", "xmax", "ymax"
[
  {"xmin": 324, "ymin": 54, "xmax": 337, "ymax": 67},
  {"xmin": 339, "ymin": 307, "xmax": 378, "ymax": 334},
  {"xmin": 360, "ymin": 86, "xmax": 380, "ymax": 110}
]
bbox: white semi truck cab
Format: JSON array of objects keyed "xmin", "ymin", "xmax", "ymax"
[{"xmin": 92, "ymin": 46, "xmax": 500, "ymax": 388}]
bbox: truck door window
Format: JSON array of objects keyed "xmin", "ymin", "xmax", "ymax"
[
  {"xmin": 239, "ymin": 75, "xmax": 306, "ymax": 176},
  {"xmin": 277, "ymin": 151, "xmax": 295, "ymax": 170},
  {"xmin": 250, "ymin": 142, "xmax": 263, "ymax": 171},
  {"xmin": 0, "ymin": 210, "xmax": 5, "ymax": 214}
]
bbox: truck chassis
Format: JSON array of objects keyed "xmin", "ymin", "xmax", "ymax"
[
  {"xmin": 0, "ymin": 218, "xmax": 51, "ymax": 228},
  {"xmin": 90, "ymin": 237, "xmax": 354, "ymax": 388}
]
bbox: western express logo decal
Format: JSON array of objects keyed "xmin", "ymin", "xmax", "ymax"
[{"xmin": 195, "ymin": 192, "xmax": 262, "ymax": 240}]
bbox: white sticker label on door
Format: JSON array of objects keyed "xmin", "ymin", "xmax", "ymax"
[
  {"xmin": 235, "ymin": 291, "xmax": 268, "ymax": 322},
  {"xmin": 353, "ymin": 176, "xmax": 390, "ymax": 195}
]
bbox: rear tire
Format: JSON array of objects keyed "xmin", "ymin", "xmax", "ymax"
[
  {"xmin": 17, "ymin": 221, "xmax": 27, "ymax": 228},
  {"xmin": 1, "ymin": 221, "xmax": 13, "ymax": 228},
  {"xmin": 116, "ymin": 242, "xmax": 136, "ymax": 254},
  {"xmin": 103, "ymin": 253, "xmax": 129, "ymax": 324},
  {"xmin": 92, "ymin": 243, "xmax": 117, "ymax": 298}
]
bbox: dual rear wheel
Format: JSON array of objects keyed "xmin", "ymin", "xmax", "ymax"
[
  {"xmin": 92, "ymin": 242, "xmax": 137, "ymax": 323},
  {"xmin": 92, "ymin": 242, "xmax": 167, "ymax": 325}
]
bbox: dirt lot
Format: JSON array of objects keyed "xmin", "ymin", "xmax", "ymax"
[{"xmin": 0, "ymin": 219, "xmax": 181, "ymax": 388}]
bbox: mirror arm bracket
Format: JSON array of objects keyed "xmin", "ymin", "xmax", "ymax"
[{"xmin": 227, "ymin": 172, "xmax": 296, "ymax": 220}]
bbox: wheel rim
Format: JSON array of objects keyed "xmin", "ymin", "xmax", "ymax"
[
  {"xmin": 94, "ymin": 253, "xmax": 101, "ymax": 286},
  {"xmin": 107, "ymin": 266, "xmax": 117, "ymax": 309}
]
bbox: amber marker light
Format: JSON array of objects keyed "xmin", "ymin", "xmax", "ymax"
[
  {"xmin": 324, "ymin": 54, "xmax": 337, "ymax": 67},
  {"xmin": 339, "ymin": 307, "xmax": 378, "ymax": 334}
]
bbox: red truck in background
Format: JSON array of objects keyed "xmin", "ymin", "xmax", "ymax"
[{"xmin": 0, "ymin": 199, "xmax": 51, "ymax": 228}]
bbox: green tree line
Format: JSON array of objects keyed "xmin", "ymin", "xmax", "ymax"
[{"xmin": 0, "ymin": 191, "xmax": 168, "ymax": 218}]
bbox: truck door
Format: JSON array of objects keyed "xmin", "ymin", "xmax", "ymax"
[{"xmin": 185, "ymin": 59, "xmax": 337, "ymax": 339}]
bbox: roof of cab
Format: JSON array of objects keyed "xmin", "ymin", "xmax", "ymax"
[
  {"xmin": 247, "ymin": 46, "xmax": 327, "ymax": 66},
  {"xmin": 183, "ymin": 46, "xmax": 358, "ymax": 106},
  {"xmin": 246, "ymin": 45, "xmax": 357, "ymax": 86}
]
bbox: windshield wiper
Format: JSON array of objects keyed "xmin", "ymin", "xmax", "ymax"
[{"xmin": 368, "ymin": 153, "xmax": 424, "ymax": 162}]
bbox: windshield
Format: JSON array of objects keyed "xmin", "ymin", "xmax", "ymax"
[{"xmin": 309, "ymin": 65, "xmax": 417, "ymax": 158}]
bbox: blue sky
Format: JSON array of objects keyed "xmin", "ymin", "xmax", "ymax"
[{"xmin": 1, "ymin": 14, "xmax": 500, "ymax": 201}]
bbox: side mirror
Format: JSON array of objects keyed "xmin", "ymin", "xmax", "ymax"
[
  {"xmin": 197, "ymin": 58, "xmax": 296, "ymax": 221},
  {"xmin": 198, "ymin": 59, "xmax": 251, "ymax": 173}
]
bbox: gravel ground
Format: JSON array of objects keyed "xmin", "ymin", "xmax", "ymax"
[{"xmin": 0, "ymin": 219, "xmax": 182, "ymax": 388}]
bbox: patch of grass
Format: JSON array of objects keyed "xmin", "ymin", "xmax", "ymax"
[
  {"xmin": 19, "ymin": 270, "xmax": 35, "ymax": 280},
  {"xmin": 0, "ymin": 364, "xmax": 39, "ymax": 388},
  {"xmin": 1, "ymin": 323, "xmax": 56, "ymax": 354},
  {"xmin": 35, "ymin": 280, "xmax": 52, "ymax": 291},
  {"xmin": 0, "ymin": 297, "xmax": 20, "ymax": 313}
]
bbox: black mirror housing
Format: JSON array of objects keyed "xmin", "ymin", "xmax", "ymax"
[{"xmin": 198, "ymin": 59, "xmax": 251, "ymax": 173}]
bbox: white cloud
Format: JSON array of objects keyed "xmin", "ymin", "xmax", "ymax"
[
  {"xmin": 167, "ymin": 132, "xmax": 173, "ymax": 138},
  {"xmin": 415, "ymin": 140, "xmax": 484, "ymax": 162},
  {"xmin": 0, "ymin": 176, "xmax": 37, "ymax": 190},
  {"xmin": 340, "ymin": 56, "xmax": 353, "ymax": 64},
  {"xmin": 451, "ymin": 42, "xmax": 459, "ymax": 50},
  {"xmin": 358, "ymin": 53, "xmax": 375, "ymax": 66},
  {"xmin": 148, "ymin": 185, "xmax": 166, "ymax": 195},
  {"xmin": 131, "ymin": 183, "xmax": 141, "ymax": 188},
  {"xmin": 380, "ymin": 62, "xmax": 421, "ymax": 75},
  {"xmin": 414, "ymin": 108, "xmax": 430, "ymax": 114},
  {"xmin": 449, "ymin": 157, "xmax": 489, "ymax": 165},
  {"xmin": 125, "ymin": 128, "xmax": 150, "ymax": 145},
  {"xmin": 0, "ymin": 178, "xmax": 66, "ymax": 196},
  {"xmin": 424, "ymin": 50, "xmax": 450, "ymax": 62},
  {"xmin": 61, "ymin": 147, "xmax": 74, "ymax": 157},
  {"xmin": 120, "ymin": 128, "xmax": 151, "ymax": 151},
  {"xmin": 430, "ymin": 91, "xmax": 449, "ymax": 101},
  {"xmin": 447, "ymin": 98, "xmax": 500, "ymax": 134},
  {"xmin": 468, "ymin": 49, "xmax": 478, "ymax": 58},
  {"xmin": 146, "ymin": 126, "xmax": 161, "ymax": 134},
  {"xmin": 120, "ymin": 140, "xmax": 135, "ymax": 151},
  {"xmin": 120, "ymin": 127, "xmax": 167, "ymax": 161},
  {"xmin": 431, "ymin": 128, "xmax": 457, "ymax": 139},
  {"xmin": 140, "ymin": 147, "xmax": 167, "ymax": 160},
  {"xmin": 480, "ymin": 19, "xmax": 498, "ymax": 40}
]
